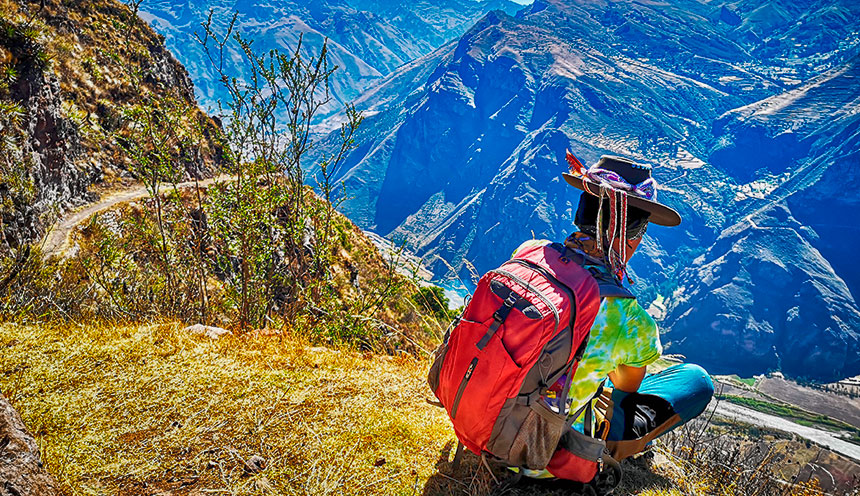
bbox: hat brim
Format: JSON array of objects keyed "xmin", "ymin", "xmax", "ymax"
[{"xmin": 562, "ymin": 173, "xmax": 682, "ymax": 227}]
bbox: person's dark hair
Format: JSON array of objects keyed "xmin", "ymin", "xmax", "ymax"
[{"xmin": 574, "ymin": 192, "xmax": 650, "ymax": 239}]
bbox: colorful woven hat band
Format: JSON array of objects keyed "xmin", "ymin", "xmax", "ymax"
[
  {"xmin": 582, "ymin": 168, "xmax": 657, "ymax": 202},
  {"xmin": 565, "ymin": 151, "xmax": 652, "ymax": 284},
  {"xmin": 565, "ymin": 152, "xmax": 658, "ymax": 202}
]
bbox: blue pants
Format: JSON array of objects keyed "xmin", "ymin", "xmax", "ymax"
[{"xmin": 603, "ymin": 364, "xmax": 714, "ymax": 459}]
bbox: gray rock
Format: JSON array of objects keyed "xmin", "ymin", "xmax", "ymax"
[
  {"xmin": 244, "ymin": 455, "xmax": 266, "ymax": 474},
  {"xmin": 0, "ymin": 394, "xmax": 59, "ymax": 496},
  {"xmin": 183, "ymin": 324, "xmax": 232, "ymax": 339}
]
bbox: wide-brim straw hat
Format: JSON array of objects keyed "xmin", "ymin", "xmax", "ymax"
[{"xmin": 562, "ymin": 154, "xmax": 682, "ymax": 227}]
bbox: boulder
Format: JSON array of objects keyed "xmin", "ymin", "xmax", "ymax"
[
  {"xmin": 0, "ymin": 393, "xmax": 59, "ymax": 496},
  {"xmin": 183, "ymin": 324, "xmax": 232, "ymax": 339}
]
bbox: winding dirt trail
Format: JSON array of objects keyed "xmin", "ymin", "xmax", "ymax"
[{"xmin": 41, "ymin": 175, "xmax": 233, "ymax": 258}]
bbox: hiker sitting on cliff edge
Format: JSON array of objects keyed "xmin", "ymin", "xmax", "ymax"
[
  {"xmin": 512, "ymin": 153, "xmax": 715, "ymax": 478},
  {"xmin": 427, "ymin": 152, "xmax": 716, "ymax": 488}
]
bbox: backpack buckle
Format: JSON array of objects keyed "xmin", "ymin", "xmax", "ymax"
[{"xmin": 491, "ymin": 293, "xmax": 518, "ymax": 324}]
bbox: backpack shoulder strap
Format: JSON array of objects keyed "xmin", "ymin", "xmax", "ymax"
[
  {"xmin": 588, "ymin": 267, "xmax": 636, "ymax": 299},
  {"xmin": 549, "ymin": 242, "xmax": 635, "ymax": 300}
]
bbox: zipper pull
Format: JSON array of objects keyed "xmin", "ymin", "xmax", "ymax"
[{"xmin": 465, "ymin": 360, "xmax": 477, "ymax": 380}]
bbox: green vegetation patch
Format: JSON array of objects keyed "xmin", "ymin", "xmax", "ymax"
[{"xmin": 734, "ymin": 376, "xmax": 757, "ymax": 387}]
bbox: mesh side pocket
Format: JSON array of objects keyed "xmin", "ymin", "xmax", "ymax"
[{"xmin": 506, "ymin": 401, "xmax": 565, "ymax": 470}]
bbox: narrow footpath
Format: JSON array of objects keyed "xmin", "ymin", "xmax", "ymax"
[{"xmin": 41, "ymin": 175, "xmax": 232, "ymax": 258}]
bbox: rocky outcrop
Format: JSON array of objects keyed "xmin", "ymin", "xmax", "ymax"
[
  {"xmin": 0, "ymin": 0, "xmax": 221, "ymax": 251},
  {"xmin": 1, "ymin": 16, "xmax": 90, "ymax": 249},
  {"xmin": 0, "ymin": 394, "xmax": 59, "ymax": 496}
]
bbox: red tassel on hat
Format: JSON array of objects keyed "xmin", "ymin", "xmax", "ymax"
[{"xmin": 566, "ymin": 149, "xmax": 585, "ymax": 175}]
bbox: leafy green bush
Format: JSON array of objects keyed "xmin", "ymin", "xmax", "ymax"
[{"xmin": 411, "ymin": 285, "xmax": 453, "ymax": 322}]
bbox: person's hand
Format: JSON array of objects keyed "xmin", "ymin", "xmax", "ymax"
[{"xmin": 608, "ymin": 364, "xmax": 646, "ymax": 393}]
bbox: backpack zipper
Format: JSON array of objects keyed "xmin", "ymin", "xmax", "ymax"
[
  {"xmin": 451, "ymin": 357, "xmax": 478, "ymax": 419},
  {"xmin": 490, "ymin": 268, "xmax": 560, "ymax": 330},
  {"xmin": 508, "ymin": 258, "xmax": 590, "ymax": 365},
  {"xmin": 505, "ymin": 258, "xmax": 577, "ymax": 332}
]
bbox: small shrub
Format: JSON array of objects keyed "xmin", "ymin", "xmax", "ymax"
[{"xmin": 411, "ymin": 285, "xmax": 453, "ymax": 322}]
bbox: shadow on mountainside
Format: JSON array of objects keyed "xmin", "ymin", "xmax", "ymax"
[{"xmin": 421, "ymin": 441, "xmax": 675, "ymax": 496}]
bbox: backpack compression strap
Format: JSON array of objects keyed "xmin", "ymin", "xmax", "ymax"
[{"xmin": 476, "ymin": 291, "xmax": 519, "ymax": 350}]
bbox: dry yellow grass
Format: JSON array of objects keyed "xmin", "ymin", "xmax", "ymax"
[
  {"xmin": 0, "ymin": 322, "xmax": 452, "ymax": 495},
  {"xmin": 0, "ymin": 321, "xmax": 695, "ymax": 496},
  {"xmin": 1, "ymin": 322, "xmax": 828, "ymax": 496},
  {"xmin": 636, "ymin": 490, "xmax": 684, "ymax": 496}
]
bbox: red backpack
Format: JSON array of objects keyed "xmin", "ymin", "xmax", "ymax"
[{"xmin": 428, "ymin": 241, "xmax": 613, "ymax": 483}]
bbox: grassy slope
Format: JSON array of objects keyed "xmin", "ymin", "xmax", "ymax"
[
  {"xmin": 1, "ymin": 322, "xmax": 702, "ymax": 496},
  {"xmin": 0, "ymin": 323, "xmax": 450, "ymax": 495},
  {"xmin": 2, "ymin": 323, "xmax": 847, "ymax": 495}
]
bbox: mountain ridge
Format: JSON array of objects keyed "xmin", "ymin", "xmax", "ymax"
[{"xmin": 138, "ymin": 0, "xmax": 523, "ymax": 120}]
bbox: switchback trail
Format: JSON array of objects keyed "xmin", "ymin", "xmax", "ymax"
[{"xmin": 41, "ymin": 175, "xmax": 233, "ymax": 258}]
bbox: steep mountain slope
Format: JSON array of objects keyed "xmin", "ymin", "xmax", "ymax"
[
  {"xmin": 313, "ymin": 0, "xmax": 860, "ymax": 379},
  {"xmin": 663, "ymin": 204, "xmax": 860, "ymax": 381},
  {"xmin": 312, "ymin": 7, "xmax": 740, "ymax": 278},
  {"xmin": 0, "ymin": 0, "xmax": 220, "ymax": 250},
  {"xmin": 517, "ymin": 0, "xmax": 859, "ymax": 102},
  {"xmin": 139, "ymin": 0, "xmax": 522, "ymax": 119},
  {"xmin": 659, "ymin": 54, "xmax": 860, "ymax": 380},
  {"xmin": 708, "ymin": 54, "xmax": 860, "ymax": 298}
]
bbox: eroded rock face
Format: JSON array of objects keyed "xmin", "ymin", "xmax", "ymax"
[
  {"xmin": 0, "ymin": 0, "xmax": 222, "ymax": 251},
  {"xmin": 5, "ymin": 46, "xmax": 91, "ymax": 249},
  {"xmin": 0, "ymin": 393, "xmax": 59, "ymax": 496}
]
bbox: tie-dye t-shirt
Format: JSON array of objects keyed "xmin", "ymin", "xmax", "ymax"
[
  {"xmin": 512, "ymin": 239, "xmax": 663, "ymax": 416},
  {"xmin": 565, "ymin": 297, "xmax": 662, "ymax": 414}
]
